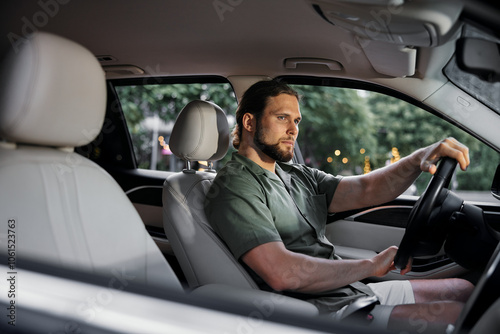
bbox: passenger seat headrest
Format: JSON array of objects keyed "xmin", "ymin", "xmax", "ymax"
[
  {"xmin": 170, "ymin": 100, "xmax": 229, "ymax": 163},
  {"xmin": 0, "ymin": 31, "xmax": 106, "ymax": 147}
]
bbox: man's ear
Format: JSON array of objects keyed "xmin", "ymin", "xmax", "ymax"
[{"xmin": 242, "ymin": 113, "xmax": 256, "ymax": 133}]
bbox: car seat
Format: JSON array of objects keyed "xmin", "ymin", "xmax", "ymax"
[
  {"xmin": 0, "ymin": 31, "xmax": 182, "ymax": 291},
  {"xmin": 163, "ymin": 100, "xmax": 260, "ymax": 289}
]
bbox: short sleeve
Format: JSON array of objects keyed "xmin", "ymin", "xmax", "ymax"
[{"xmin": 310, "ymin": 167, "xmax": 343, "ymax": 205}]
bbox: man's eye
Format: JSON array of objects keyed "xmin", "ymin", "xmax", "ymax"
[{"xmin": 278, "ymin": 116, "xmax": 286, "ymax": 120}]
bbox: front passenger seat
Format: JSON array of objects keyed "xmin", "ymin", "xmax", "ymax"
[{"xmin": 0, "ymin": 31, "xmax": 182, "ymax": 291}]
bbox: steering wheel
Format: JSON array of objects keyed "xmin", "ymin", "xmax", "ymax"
[{"xmin": 394, "ymin": 157, "xmax": 458, "ymax": 270}]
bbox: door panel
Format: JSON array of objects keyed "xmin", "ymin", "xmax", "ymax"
[
  {"xmin": 327, "ymin": 218, "xmax": 406, "ymax": 253},
  {"xmin": 327, "ymin": 204, "xmax": 469, "ymax": 280}
]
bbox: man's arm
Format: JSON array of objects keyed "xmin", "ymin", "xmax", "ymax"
[
  {"xmin": 242, "ymin": 241, "xmax": 405, "ymax": 293},
  {"xmin": 329, "ymin": 137, "xmax": 470, "ymax": 213}
]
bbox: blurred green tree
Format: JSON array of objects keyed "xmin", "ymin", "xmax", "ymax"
[
  {"xmin": 292, "ymin": 85, "xmax": 378, "ymax": 176},
  {"xmin": 368, "ymin": 93, "xmax": 499, "ymax": 192},
  {"xmin": 116, "ymin": 83, "xmax": 237, "ymax": 170}
]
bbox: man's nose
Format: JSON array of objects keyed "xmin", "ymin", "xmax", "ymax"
[{"xmin": 287, "ymin": 123, "xmax": 298, "ymax": 135}]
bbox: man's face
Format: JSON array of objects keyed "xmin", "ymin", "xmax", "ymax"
[{"xmin": 253, "ymin": 94, "xmax": 301, "ymax": 162}]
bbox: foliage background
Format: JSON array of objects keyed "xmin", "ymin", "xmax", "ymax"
[
  {"xmin": 292, "ymin": 85, "xmax": 500, "ymax": 193},
  {"xmin": 116, "ymin": 83, "xmax": 237, "ymax": 171},
  {"xmin": 117, "ymin": 82, "xmax": 499, "ymax": 193}
]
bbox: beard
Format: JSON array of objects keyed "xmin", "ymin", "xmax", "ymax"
[{"xmin": 254, "ymin": 122, "xmax": 294, "ymax": 163}]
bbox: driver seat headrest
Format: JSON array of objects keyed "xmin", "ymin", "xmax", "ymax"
[{"xmin": 169, "ymin": 100, "xmax": 230, "ymax": 171}]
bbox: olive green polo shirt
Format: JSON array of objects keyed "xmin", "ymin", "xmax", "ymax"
[
  {"xmin": 206, "ymin": 152, "xmax": 341, "ymax": 261},
  {"xmin": 205, "ymin": 153, "xmax": 374, "ymax": 311}
]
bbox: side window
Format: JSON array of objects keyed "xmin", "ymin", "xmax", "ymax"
[
  {"xmin": 290, "ymin": 85, "xmax": 500, "ymax": 201},
  {"xmin": 115, "ymin": 81, "xmax": 237, "ymax": 172}
]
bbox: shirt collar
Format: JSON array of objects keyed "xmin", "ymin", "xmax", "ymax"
[
  {"xmin": 231, "ymin": 152, "xmax": 267, "ymax": 175},
  {"xmin": 232, "ymin": 152, "xmax": 289, "ymax": 182}
]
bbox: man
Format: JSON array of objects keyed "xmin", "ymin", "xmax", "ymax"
[{"xmin": 205, "ymin": 80, "xmax": 474, "ymax": 333}]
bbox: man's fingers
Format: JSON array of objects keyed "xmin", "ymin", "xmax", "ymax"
[
  {"xmin": 400, "ymin": 258, "xmax": 413, "ymax": 275},
  {"xmin": 420, "ymin": 138, "xmax": 470, "ymax": 173},
  {"xmin": 428, "ymin": 163, "xmax": 437, "ymax": 175},
  {"xmin": 400, "ymin": 265, "xmax": 411, "ymax": 275},
  {"xmin": 440, "ymin": 138, "xmax": 470, "ymax": 171}
]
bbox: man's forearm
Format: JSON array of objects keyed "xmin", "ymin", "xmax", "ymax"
[
  {"xmin": 329, "ymin": 148, "xmax": 424, "ymax": 212},
  {"xmin": 243, "ymin": 241, "xmax": 397, "ymax": 293},
  {"xmin": 277, "ymin": 254, "xmax": 374, "ymax": 293},
  {"xmin": 286, "ymin": 246, "xmax": 399, "ymax": 293},
  {"xmin": 361, "ymin": 148, "xmax": 424, "ymax": 205}
]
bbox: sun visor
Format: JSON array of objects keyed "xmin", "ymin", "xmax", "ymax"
[
  {"xmin": 357, "ymin": 38, "xmax": 416, "ymax": 77},
  {"xmin": 307, "ymin": 0, "xmax": 464, "ymax": 77},
  {"xmin": 308, "ymin": 0, "xmax": 464, "ymax": 47}
]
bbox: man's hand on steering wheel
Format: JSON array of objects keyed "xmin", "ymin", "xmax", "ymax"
[
  {"xmin": 371, "ymin": 246, "xmax": 413, "ymax": 276},
  {"xmin": 418, "ymin": 137, "xmax": 470, "ymax": 175}
]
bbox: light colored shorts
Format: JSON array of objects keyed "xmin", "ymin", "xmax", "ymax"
[
  {"xmin": 317, "ymin": 280, "xmax": 416, "ymax": 329},
  {"xmin": 364, "ymin": 280, "xmax": 416, "ymax": 329},
  {"xmin": 367, "ymin": 280, "xmax": 416, "ymax": 305}
]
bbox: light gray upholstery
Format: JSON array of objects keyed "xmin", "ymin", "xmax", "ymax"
[
  {"xmin": 163, "ymin": 100, "xmax": 259, "ymax": 289},
  {"xmin": 0, "ymin": 32, "xmax": 182, "ymax": 291},
  {"xmin": 170, "ymin": 100, "xmax": 230, "ymax": 162},
  {"xmin": 0, "ymin": 32, "xmax": 106, "ymax": 147}
]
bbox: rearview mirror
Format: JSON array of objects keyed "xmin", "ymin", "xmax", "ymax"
[
  {"xmin": 492, "ymin": 164, "xmax": 500, "ymax": 201},
  {"xmin": 457, "ymin": 38, "xmax": 500, "ymax": 82}
]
